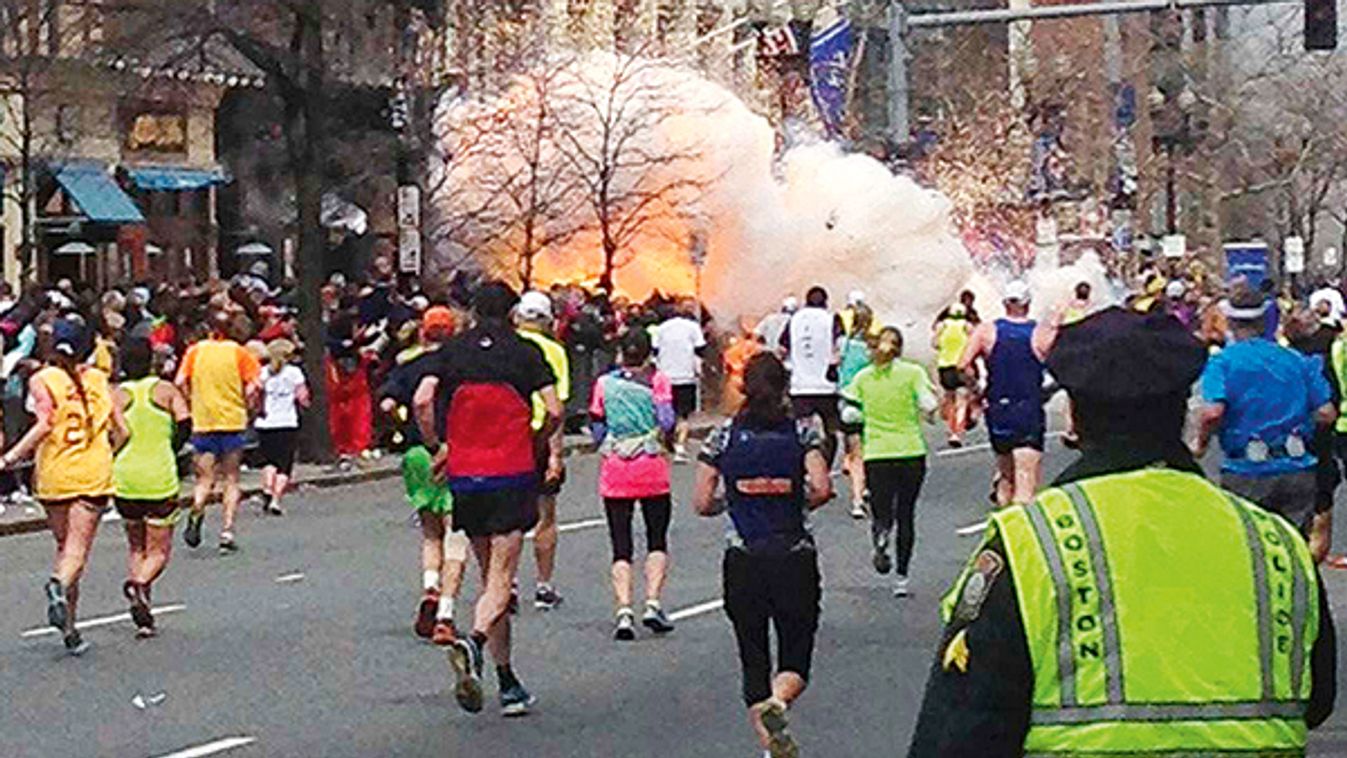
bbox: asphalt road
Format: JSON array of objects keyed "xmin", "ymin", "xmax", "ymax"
[{"xmin": 5, "ymin": 434, "xmax": 1347, "ymax": 758}]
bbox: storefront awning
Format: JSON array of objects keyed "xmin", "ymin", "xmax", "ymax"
[
  {"xmin": 54, "ymin": 164, "xmax": 145, "ymax": 224},
  {"xmin": 125, "ymin": 166, "xmax": 229, "ymax": 191}
]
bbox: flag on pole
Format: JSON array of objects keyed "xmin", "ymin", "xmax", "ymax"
[{"xmin": 809, "ymin": 14, "xmax": 854, "ymax": 139}]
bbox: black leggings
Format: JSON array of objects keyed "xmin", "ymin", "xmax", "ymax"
[
  {"xmin": 723, "ymin": 544, "xmax": 821, "ymax": 705},
  {"xmin": 865, "ymin": 457, "xmax": 927, "ymax": 576},
  {"xmin": 604, "ymin": 495, "xmax": 672, "ymax": 563}
]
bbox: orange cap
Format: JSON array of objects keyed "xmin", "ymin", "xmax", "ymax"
[{"xmin": 420, "ymin": 305, "xmax": 456, "ymax": 338}]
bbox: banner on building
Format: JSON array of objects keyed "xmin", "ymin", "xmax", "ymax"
[
  {"xmin": 757, "ymin": 24, "xmax": 799, "ymax": 58},
  {"xmin": 808, "ymin": 15, "xmax": 853, "ymax": 139},
  {"xmin": 1224, "ymin": 241, "xmax": 1268, "ymax": 287}
]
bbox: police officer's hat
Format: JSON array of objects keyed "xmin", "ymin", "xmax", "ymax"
[{"xmin": 1046, "ymin": 306, "xmax": 1206, "ymax": 402}]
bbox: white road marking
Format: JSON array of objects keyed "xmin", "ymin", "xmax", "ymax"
[
  {"xmin": 20, "ymin": 603, "xmax": 186, "ymax": 638},
  {"xmin": 526, "ymin": 517, "xmax": 609, "ymax": 540},
  {"xmin": 557, "ymin": 517, "xmax": 608, "ymax": 534},
  {"xmin": 935, "ymin": 431, "xmax": 1065, "ymax": 458},
  {"xmin": 152, "ymin": 736, "xmax": 257, "ymax": 758},
  {"xmin": 956, "ymin": 521, "xmax": 989, "ymax": 536},
  {"xmin": 669, "ymin": 598, "xmax": 724, "ymax": 621},
  {"xmin": 274, "ymin": 573, "xmax": 306, "ymax": 584}
]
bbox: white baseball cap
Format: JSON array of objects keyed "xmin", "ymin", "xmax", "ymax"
[
  {"xmin": 782, "ymin": 296, "xmax": 799, "ymax": 313},
  {"xmin": 1003, "ymin": 280, "xmax": 1032, "ymax": 304},
  {"xmin": 847, "ymin": 290, "xmax": 866, "ymax": 307},
  {"xmin": 517, "ymin": 290, "xmax": 553, "ymax": 321},
  {"xmin": 1164, "ymin": 280, "xmax": 1186, "ymax": 299}
]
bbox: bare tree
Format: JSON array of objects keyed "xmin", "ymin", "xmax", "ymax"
[
  {"xmin": 0, "ymin": 0, "xmax": 106, "ymax": 279},
  {"xmin": 551, "ymin": 46, "xmax": 717, "ymax": 291},
  {"xmin": 113, "ymin": 0, "xmax": 443, "ymax": 459},
  {"xmin": 430, "ymin": 48, "xmax": 588, "ymax": 288}
]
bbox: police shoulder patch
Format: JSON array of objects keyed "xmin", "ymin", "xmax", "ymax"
[{"xmin": 954, "ymin": 549, "xmax": 1005, "ymax": 623}]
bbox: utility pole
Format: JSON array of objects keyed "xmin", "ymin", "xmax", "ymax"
[{"xmin": 887, "ymin": 1, "xmax": 908, "ymax": 143}]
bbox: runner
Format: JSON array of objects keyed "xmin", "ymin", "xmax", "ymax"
[
  {"xmin": 254, "ymin": 339, "xmax": 309, "ymax": 516},
  {"xmin": 0, "ymin": 318, "xmax": 127, "ymax": 655},
  {"xmin": 176, "ymin": 310, "xmax": 262, "ymax": 554},
  {"xmin": 780, "ymin": 286, "xmax": 845, "ymax": 468},
  {"xmin": 958, "ymin": 281, "xmax": 1058, "ymax": 507},
  {"xmin": 379, "ymin": 306, "xmax": 466, "ymax": 646},
  {"xmin": 842, "ymin": 326, "xmax": 938, "ymax": 597},
  {"xmin": 653, "ymin": 297, "xmax": 706, "ymax": 463},
  {"xmin": 413, "ymin": 282, "xmax": 562, "ymax": 717},
  {"xmin": 590, "ymin": 329, "xmax": 677, "ymax": 640},
  {"xmin": 694, "ymin": 352, "xmax": 833, "ymax": 758},
  {"xmin": 931, "ymin": 303, "xmax": 972, "ymax": 448},
  {"xmin": 836, "ymin": 304, "xmax": 873, "ymax": 518},
  {"xmin": 755, "ymin": 297, "xmax": 797, "ymax": 359},
  {"xmin": 515, "ymin": 291, "xmax": 569, "ymax": 611},
  {"xmin": 112, "ymin": 338, "xmax": 190, "ymax": 639}
]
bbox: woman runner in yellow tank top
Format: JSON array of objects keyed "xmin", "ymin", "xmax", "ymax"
[
  {"xmin": 0, "ymin": 318, "xmax": 127, "ymax": 655},
  {"xmin": 113, "ymin": 339, "xmax": 190, "ymax": 639}
]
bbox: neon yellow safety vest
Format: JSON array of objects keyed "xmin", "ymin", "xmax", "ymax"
[
  {"xmin": 518, "ymin": 329, "xmax": 570, "ymax": 432},
  {"xmin": 1331, "ymin": 337, "xmax": 1347, "ymax": 433},
  {"xmin": 943, "ymin": 469, "xmax": 1319, "ymax": 756}
]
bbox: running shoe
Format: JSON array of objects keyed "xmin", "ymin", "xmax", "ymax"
[
  {"xmin": 534, "ymin": 585, "xmax": 563, "ymax": 611},
  {"xmin": 893, "ymin": 575, "xmax": 911, "ymax": 598},
  {"xmin": 849, "ymin": 500, "xmax": 867, "ymax": 519},
  {"xmin": 757, "ymin": 699, "xmax": 799, "ymax": 758},
  {"xmin": 447, "ymin": 637, "xmax": 484, "ymax": 713},
  {"xmin": 44, "ymin": 577, "xmax": 68, "ymax": 630},
  {"xmin": 263, "ymin": 498, "xmax": 284, "ymax": 516},
  {"xmin": 507, "ymin": 583, "xmax": 520, "ymax": 615},
  {"xmin": 642, "ymin": 604, "xmax": 675, "ymax": 635},
  {"xmin": 63, "ymin": 630, "xmax": 89, "ymax": 657},
  {"xmin": 499, "ymin": 681, "xmax": 536, "ymax": 717},
  {"xmin": 872, "ymin": 531, "xmax": 892, "ymax": 575},
  {"xmin": 123, "ymin": 580, "xmax": 154, "ymax": 633},
  {"xmin": 183, "ymin": 512, "xmax": 204, "ymax": 548},
  {"xmin": 218, "ymin": 532, "xmax": 238, "ymax": 555},
  {"xmin": 415, "ymin": 590, "xmax": 440, "ymax": 639},
  {"xmin": 431, "ymin": 620, "xmax": 457, "ymax": 647},
  {"xmin": 947, "ymin": 436, "xmax": 964, "ymax": 449},
  {"xmin": 613, "ymin": 608, "xmax": 636, "ymax": 641},
  {"xmin": 673, "ymin": 445, "xmax": 690, "ymax": 464}
]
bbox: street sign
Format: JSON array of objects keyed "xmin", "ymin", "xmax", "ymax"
[
  {"xmin": 1224, "ymin": 241, "xmax": 1269, "ymax": 287},
  {"xmin": 397, "ymin": 185, "xmax": 420, "ymax": 229},
  {"xmin": 1284, "ymin": 236, "xmax": 1306, "ymax": 274},
  {"xmin": 399, "ymin": 228, "xmax": 421, "ymax": 274},
  {"xmin": 1161, "ymin": 234, "xmax": 1186, "ymax": 258}
]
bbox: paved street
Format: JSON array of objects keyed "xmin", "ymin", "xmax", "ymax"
[{"xmin": 5, "ymin": 434, "xmax": 1347, "ymax": 758}]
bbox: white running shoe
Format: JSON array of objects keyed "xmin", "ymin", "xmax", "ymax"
[{"xmin": 893, "ymin": 575, "xmax": 911, "ymax": 598}]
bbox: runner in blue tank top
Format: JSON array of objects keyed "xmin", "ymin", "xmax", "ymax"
[{"xmin": 958, "ymin": 281, "xmax": 1059, "ymax": 506}]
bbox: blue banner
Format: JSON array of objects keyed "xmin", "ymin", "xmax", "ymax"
[
  {"xmin": 1224, "ymin": 242, "xmax": 1268, "ymax": 287},
  {"xmin": 809, "ymin": 17, "xmax": 853, "ymax": 139}
]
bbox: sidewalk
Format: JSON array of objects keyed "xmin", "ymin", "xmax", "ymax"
[{"xmin": 0, "ymin": 417, "xmax": 721, "ymax": 538}]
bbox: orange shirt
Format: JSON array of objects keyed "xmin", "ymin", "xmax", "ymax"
[{"xmin": 176, "ymin": 338, "xmax": 261, "ymax": 432}]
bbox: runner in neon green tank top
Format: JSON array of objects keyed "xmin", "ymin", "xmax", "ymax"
[{"xmin": 113, "ymin": 340, "xmax": 191, "ymax": 638}]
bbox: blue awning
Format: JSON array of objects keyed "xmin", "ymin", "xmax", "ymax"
[
  {"xmin": 125, "ymin": 165, "xmax": 229, "ymax": 191},
  {"xmin": 54, "ymin": 164, "xmax": 144, "ymax": 224}
]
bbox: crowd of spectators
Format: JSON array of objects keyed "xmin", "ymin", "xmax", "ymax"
[{"xmin": 0, "ymin": 259, "xmax": 726, "ymax": 509}]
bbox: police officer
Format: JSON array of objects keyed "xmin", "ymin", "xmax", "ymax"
[{"xmin": 908, "ymin": 306, "xmax": 1336, "ymax": 757}]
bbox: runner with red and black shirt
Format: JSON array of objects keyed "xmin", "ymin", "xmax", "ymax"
[{"xmin": 413, "ymin": 282, "xmax": 562, "ymax": 718}]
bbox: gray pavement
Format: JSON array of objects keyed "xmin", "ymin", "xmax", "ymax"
[{"xmin": 4, "ymin": 433, "xmax": 1347, "ymax": 757}]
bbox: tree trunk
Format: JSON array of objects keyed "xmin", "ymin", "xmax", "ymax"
[
  {"xmin": 599, "ymin": 235, "xmax": 616, "ymax": 292},
  {"xmin": 288, "ymin": 5, "xmax": 332, "ymax": 463}
]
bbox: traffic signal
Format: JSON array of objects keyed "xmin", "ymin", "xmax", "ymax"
[{"xmin": 1305, "ymin": 0, "xmax": 1337, "ymax": 51}]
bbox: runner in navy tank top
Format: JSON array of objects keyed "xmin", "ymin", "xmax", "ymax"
[{"xmin": 958, "ymin": 281, "xmax": 1059, "ymax": 506}]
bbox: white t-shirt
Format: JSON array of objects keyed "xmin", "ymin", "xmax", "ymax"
[
  {"xmin": 787, "ymin": 307, "xmax": 837, "ymax": 396},
  {"xmin": 654, "ymin": 317, "xmax": 706, "ymax": 385},
  {"xmin": 755, "ymin": 312, "xmax": 791, "ymax": 351},
  {"xmin": 256, "ymin": 364, "xmax": 306, "ymax": 430}
]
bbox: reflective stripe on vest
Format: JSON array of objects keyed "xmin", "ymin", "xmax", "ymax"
[
  {"xmin": 988, "ymin": 470, "xmax": 1318, "ymax": 755},
  {"xmin": 1333, "ymin": 338, "xmax": 1347, "ymax": 433}
]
